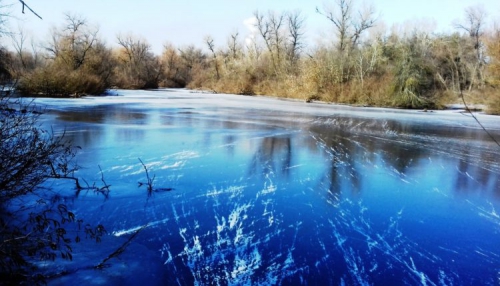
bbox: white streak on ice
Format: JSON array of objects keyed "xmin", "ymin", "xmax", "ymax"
[
  {"xmin": 160, "ymin": 161, "xmax": 184, "ymax": 169},
  {"xmin": 112, "ymin": 217, "xmax": 169, "ymax": 237},
  {"xmin": 228, "ymin": 203, "xmax": 251, "ymax": 230},
  {"xmin": 112, "ymin": 225, "xmax": 144, "ymax": 237}
]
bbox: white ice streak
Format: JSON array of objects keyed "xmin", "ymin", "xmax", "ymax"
[
  {"xmin": 160, "ymin": 168, "xmax": 314, "ymax": 285},
  {"xmin": 160, "ymin": 244, "xmax": 174, "ymax": 265},
  {"xmin": 112, "ymin": 217, "xmax": 169, "ymax": 237},
  {"xmin": 110, "ymin": 164, "xmax": 134, "ymax": 173},
  {"xmin": 228, "ymin": 203, "xmax": 251, "ymax": 230},
  {"xmin": 262, "ymin": 199, "xmax": 275, "ymax": 227},
  {"xmin": 404, "ymin": 257, "xmax": 437, "ymax": 286},
  {"xmin": 467, "ymin": 200, "xmax": 500, "ymax": 229},
  {"xmin": 112, "ymin": 225, "xmax": 145, "ymax": 237},
  {"xmin": 160, "ymin": 161, "xmax": 184, "ymax": 169},
  {"xmin": 206, "ymin": 185, "xmax": 245, "ymax": 199},
  {"xmin": 327, "ymin": 199, "xmax": 444, "ymax": 285},
  {"xmin": 230, "ymin": 248, "xmax": 262, "ymax": 280},
  {"xmin": 257, "ymin": 175, "xmax": 277, "ymax": 198},
  {"xmin": 120, "ymin": 150, "xmax": 199, "ymax": 176},
  {"xmin": 258, "ymin": 181, "xmax": 276, "ymax": 196},
  {"xmin": 162, "ymin": 150, "xmax": 200, "ymax": 161},
  {"xmin": 181, "ymin": 235, "xmax": 203, "ymax": 258}
]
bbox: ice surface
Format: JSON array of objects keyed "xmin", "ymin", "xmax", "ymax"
[{"xmin": 35, "ymin": 89, "xmax": 500, "ymax": 285}]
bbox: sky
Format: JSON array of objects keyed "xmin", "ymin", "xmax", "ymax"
[{"xmin": 3, "ymin": 0, "xmax": 500, "ymax": 54}]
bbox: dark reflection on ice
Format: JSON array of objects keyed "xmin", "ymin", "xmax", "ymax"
[{"xmin": 36, "ymin": 90, "xmax": 500, "ymax": 285}]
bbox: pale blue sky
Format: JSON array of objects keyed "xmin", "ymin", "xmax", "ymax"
[{"xmin": 4, "ymin": 0, "xmax": 500, "ymax": 53}]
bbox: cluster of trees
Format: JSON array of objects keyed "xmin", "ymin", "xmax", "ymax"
[
  {"xmin": 192, "ymin": 3, "xmax": 500, "ymax": 112},
  {"xmin": 1, "ymin": 2, "xmax": 499, "ymax": 112},
  {"xmin": 0, "ymin": 12, "xmax": 208, "ymax": 95}
]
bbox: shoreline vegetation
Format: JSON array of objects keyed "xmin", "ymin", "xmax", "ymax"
[{"xmin": 0, "ymin": 3, "xmax": 499, "ymax": 114}]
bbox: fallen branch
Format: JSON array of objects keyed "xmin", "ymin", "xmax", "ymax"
[{"xmin": 94, "ymin": 224, "xmax": 147, "ymax": 269}]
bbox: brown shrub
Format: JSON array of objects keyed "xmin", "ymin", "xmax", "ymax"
[{"xmin": 17, "ymin": 66, "xmax": 107, "ymax": 97}]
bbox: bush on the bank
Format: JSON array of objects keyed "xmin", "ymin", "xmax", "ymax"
[
  {"xmin": 17, "ymin": 65, "xmax": 107, "ymax": 96},
  {"xmin": 16, "ymin": 14, "xmax": 114, "ymax": 96}
]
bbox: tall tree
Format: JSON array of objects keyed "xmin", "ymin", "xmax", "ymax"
[{"xmin": 286, "ymin": 10, "xmax": 305, "ymax": 67}]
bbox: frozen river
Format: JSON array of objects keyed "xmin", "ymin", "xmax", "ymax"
[{"xmin": 35, "ymin": 89, "xmax": 500, "ymax": 285}]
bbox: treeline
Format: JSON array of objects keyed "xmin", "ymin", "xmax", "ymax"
[{"xmin": 0, "ymin": 3, "xmax": 499, "ymax": 113}]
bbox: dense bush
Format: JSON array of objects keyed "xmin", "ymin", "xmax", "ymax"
[
  {"xmin": 15, "ymin": 14, "xmax": 114, "ymax": 97},
  {"xmin": 17, "ymin": 65, "xmax": 108, "ymax": 96}
]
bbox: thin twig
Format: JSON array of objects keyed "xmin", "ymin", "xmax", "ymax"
[
  {"xmin": 138, "ymin": 158, "xmax": 155, "ymax": 197},
  {"xmin": 94, "ymin": 224, "xmax": 147, "ymax": 269},
  {"xmin": 97, "ymin": 165, "xmax": 111, "ymax": 198}
]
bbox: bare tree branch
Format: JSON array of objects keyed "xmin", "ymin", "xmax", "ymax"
[
  {"xmin": 317, "ymin": 0, "xmax": 376, "ymax": 51},
  {"xmin": 227, "ymin": 31, "xmax": 240, "ymax": 60},
  {"xmin": 18, "ymin": 0, "xmax": 42, "ymax": 20},
  {"xmin": 205, "ymin": 35, "xmax": 220, "ymax": 80},
  {"xmin": 287, "ymin": 10, "xmax": 305, "ymax": 65}
]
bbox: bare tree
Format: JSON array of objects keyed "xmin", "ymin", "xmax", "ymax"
[
  {"xmin": 205, "ymin": 35, "xmax": 220, "ymax": 80},
  {"xmin": 317, "ymin": 0, "xmax": 351, "ymax": 52},
  {"xmin": 10, "ymin": 26, "xmax": 41, "ymax": 72},
  {"xmin": 317, "ymin": 0, "xmax": 376, "ymax": 51},
  {"xmin": 455, "ymin": 6, "xmax": 486, "ymax": 52},
  {"xmin": 254, "ymin": 11, "xmax": 273, "ymax": 65},
  {"xmin": 269, "ymin": 11, "xmax": 285, "ymax": 64},
  {"xmin": 227, "ymin": 31, "xmax": 241, "ymax": 60},
  {"xmin": 45, "ymin": 13, "xmax": 98, "ymax": 70},
  {"xmin": 254, "ymin": 10, "xmax": 290, "ymax": 74},
  {"xmin": 117, "ymin": 34, "xmax": 150, "ymax": 63},
  {"xmin": 10, "ymin": 26, "xmax": 28, "ymax": 70},
  {"xmin": 286, "ymin": 10, "xmax": 305, "ymax": 66},
  {"xmin": 116, "ymin": 34, "xmax": 163, "ymax": 89},
  {"xmin": 0, "ymin": 0, "xmax": 11, "ymax": 36},
  {"xmin": 454, "ymin": 5, "xmax": 487, "ymax": 89},
  {"xmin": 315, "ymin": 0, "xmax": 377, "ymax": 97}
]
